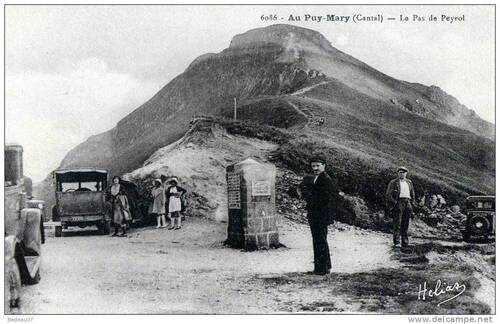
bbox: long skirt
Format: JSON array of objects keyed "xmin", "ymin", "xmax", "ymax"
[{"xmin": 113, "ymin": 201, "xmax": 126, "ymax": 225}]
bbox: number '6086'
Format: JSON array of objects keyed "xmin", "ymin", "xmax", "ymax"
[{"xmin": 261, "ymin": 14, "xmax": 277, "ymax": 21}]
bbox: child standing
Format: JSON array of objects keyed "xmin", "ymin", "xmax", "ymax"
[
  {"xmin": 166, "ymin": 177, "xmax": 187, "ymax": 230},
  {"xmin": 160, "ymin": 174, "xmax": 170, "ymax": 224},
  {"xmin": 151, "ymin": 179, "xmax": 167, "ymax": 228}
]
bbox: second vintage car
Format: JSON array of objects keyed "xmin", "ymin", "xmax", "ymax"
[
  {"xmin": 52, "ymin": 168, "xmax": 111, "ymax": 236},
  {"xmin": 462, "ymin": 195, "xmax": 495, "ymax": 242}
]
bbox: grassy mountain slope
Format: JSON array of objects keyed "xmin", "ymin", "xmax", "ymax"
[{"xmin": 35, "ymin": 24, "xmax": 495, "ymax": 214}]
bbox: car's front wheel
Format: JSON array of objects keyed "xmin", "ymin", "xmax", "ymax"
[
  {"xmin": 103, "ymin": 221, "xmax": 111, "ymax": 235},
  {"xmin": 462, "ymin": 230, "xmax": 471, "ymax": 242},
  {"xmin": 54, "ymin": 226, "xmax": 62, "ymax": 237},
  {"xmin": 99, "ymin": 220, "xmax": 111, "ymax": 235}
]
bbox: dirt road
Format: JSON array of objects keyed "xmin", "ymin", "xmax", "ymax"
[{"xmin": 12, "ymin": 217, "xmax": 494, "ymax": 314}]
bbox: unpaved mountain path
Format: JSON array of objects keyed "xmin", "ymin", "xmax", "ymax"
[
  {"xmin": 285, "ymin": 99, "xmax": 324, "ymax": 128},
  {"xmin": 285, "ymin": 100, "xmax": 309, "ymax": 118},
  {"xmin": 12, "ymin": 217, "xmax": 493, "ymax": 314},
  {"xmin": 292, "ymin": 81, "xmax": 331, "ymax": 96}
]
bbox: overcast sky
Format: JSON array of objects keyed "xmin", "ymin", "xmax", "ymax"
[{"xmin": 5, "ymin": 5, "xmax": 495, "ymax": 182}]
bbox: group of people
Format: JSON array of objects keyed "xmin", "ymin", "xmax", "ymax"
[
  {"xmin": 299, "ymin": 157, "xmax": 416, "ymax": 275},
  {"xmin": 106, "ymin": 175, "xmax": 187, "ymax": 237},
  {"xmin": 107, "ymin": 157, "xmax": 414, "ymax": 275},
  {"xmin": 151, "ymin": 175, "xmax": 187, "ymax": 230}
]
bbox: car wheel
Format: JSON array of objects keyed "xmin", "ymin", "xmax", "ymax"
[
  {"xmin": 103, "ymin": 220, "xmax": 111, "ymax": 235},
  {"xmin": 462, "ymin": 230, "xmax": 471, "ymax": 242},
  {"xmin": 470, "ymin": 215, "xmax": 490, "ymax": 236},
  {"xmin": 51, "ymin": 205, "xmax": 60, "ymax": 221},
  {"xmin": 55, "ymin": 226, "xmax": 62, "ymax": 237}
]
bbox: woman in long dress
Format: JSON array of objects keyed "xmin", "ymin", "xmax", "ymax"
[
  {"xmin": 108, "ymin": 176, "xmax": 121, "ymax": 233},
  {"xmin": 166, "ymin": 177, "xmax": 187, "ymax": 230},
  {"xmin": 113, "ymin": 189, "xmax": 130, "ymax": 237},
  {"xmin": 151, "ymin": 179, "xmax": 167, "ymax": 228}
]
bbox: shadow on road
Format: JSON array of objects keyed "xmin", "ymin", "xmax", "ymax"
[{"xmin": 58, "ymin": 228, "xmax": 102, "ymax": 237}]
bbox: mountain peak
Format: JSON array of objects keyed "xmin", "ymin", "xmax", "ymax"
[{"xmin": 229, "ymin": 24, "xmax": 334, "ymax": 54}]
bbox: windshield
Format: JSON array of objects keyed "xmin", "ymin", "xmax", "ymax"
[
  {"xmin": 477, "ymin": 201, "xmax": 494, "ymax": 209},
  {"xmin": 59, "ymin": 181, "xmax": 104, "ymax": 192},
  {"xmin": 468, "ymin": 200, "xmax": 495, "ymax": 210}
]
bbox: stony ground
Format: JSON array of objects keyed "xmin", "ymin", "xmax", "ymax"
[{"xmin": 10, "ymin": 217, "xmax": 494, "ymax": 314}]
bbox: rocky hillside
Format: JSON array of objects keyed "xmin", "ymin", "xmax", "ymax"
[
  {"xmin": 35, "ymin": 24, "xmax": 495, "ymax": 216},
  {"xmin": 120, "ymin": 118, "xmax": 489, "ymax": 242}
]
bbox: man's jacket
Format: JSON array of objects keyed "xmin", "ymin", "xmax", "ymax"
[
  {"xmin": 385, "ymin": 178, "xmax": 416, "ymax": 206},
  {"xmin": 300, "ymin": 172, "xmax": 339, "ymax": 225}
]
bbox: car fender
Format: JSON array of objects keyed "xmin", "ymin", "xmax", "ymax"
[
  {"xmin": 20, "ymin": 208, "xmax": 42, "ymax": 256},
  {"xmin": 4, "ymin": 235, "xmax": 19, "ymax": 262},
  {"xmin": 5, "ymin": 235, "xmax": 22, "ymax": 303}
]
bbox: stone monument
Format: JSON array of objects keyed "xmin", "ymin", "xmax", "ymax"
[{"xmin": 226, "ymin": 158, "xmax": 279, "ymax": 250}]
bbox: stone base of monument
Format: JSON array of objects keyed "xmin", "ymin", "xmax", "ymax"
[
  {"xmin": 226, "ymin": 211, "xmax": 280, "ymax": 250},
  {"xmin": 225, "ymin": 158, "xmax": 280, "ymax": 251}
]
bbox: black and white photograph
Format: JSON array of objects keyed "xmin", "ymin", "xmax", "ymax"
[{"xmin": 3, "ymin": 3, "xmax": 496, "ymax": 320}]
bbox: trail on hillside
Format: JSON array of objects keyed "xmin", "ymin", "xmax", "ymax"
[
  {"xmin": 285, "ymin": 100, "xmax": 308, "ymax": 118},
  {"xmin": 285, "ymin": 99, "xmax": 326, "ymax": 129},
  {"xmin": 292, "ymin": 80, "xmax": 332, "ymax": 96}
]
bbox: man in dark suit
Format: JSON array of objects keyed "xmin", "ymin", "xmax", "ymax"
[
  {"xmin": 385, "ymin": 166, "xmax": 416, "ymax": 247},
  {"xmin": 298, "ymin": 156, "xmax": 339, "ymax": 275}
]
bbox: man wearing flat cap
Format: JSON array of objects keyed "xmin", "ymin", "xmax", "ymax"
[
  {"xmin": 298, "ymin": 156, "xmax": 339, "ymax": 275},
  {"xmin": 385, "ymin": 166, "xmax": 416, "ymax": 247}
]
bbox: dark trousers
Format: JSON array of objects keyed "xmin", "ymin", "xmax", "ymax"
[
  {"xmin": 392, "ymin": 198, "xmax": 413, "ymax": 246},
  {"xmin": 308, "ymin": 218, "xmax": 331, "ymax": 273}
]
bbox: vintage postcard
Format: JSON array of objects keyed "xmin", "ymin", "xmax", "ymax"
[{"xmin": 3, "ymin": 3, "xmax": 496, "ymax": 321}]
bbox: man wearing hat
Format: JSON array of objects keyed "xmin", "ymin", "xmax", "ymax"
[
  {"xmin": 385, "ymin": 166, "xmax": 416, "ymax": 247},
  {"xmin": 298, "ymin": 156, "xmax": 339, "ymax": 275}
]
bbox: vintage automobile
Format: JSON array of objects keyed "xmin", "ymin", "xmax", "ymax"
[
  {"xmin": 5, "ymin": 144, "xmax": 44, "ymax": 308},
  {"xmin": 52, "ymin": 168, "xmax": 111, "ymax": 236},
  {"xmin": 462, "ymin": 196, "xmax": 495, "ymax": 242}
]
